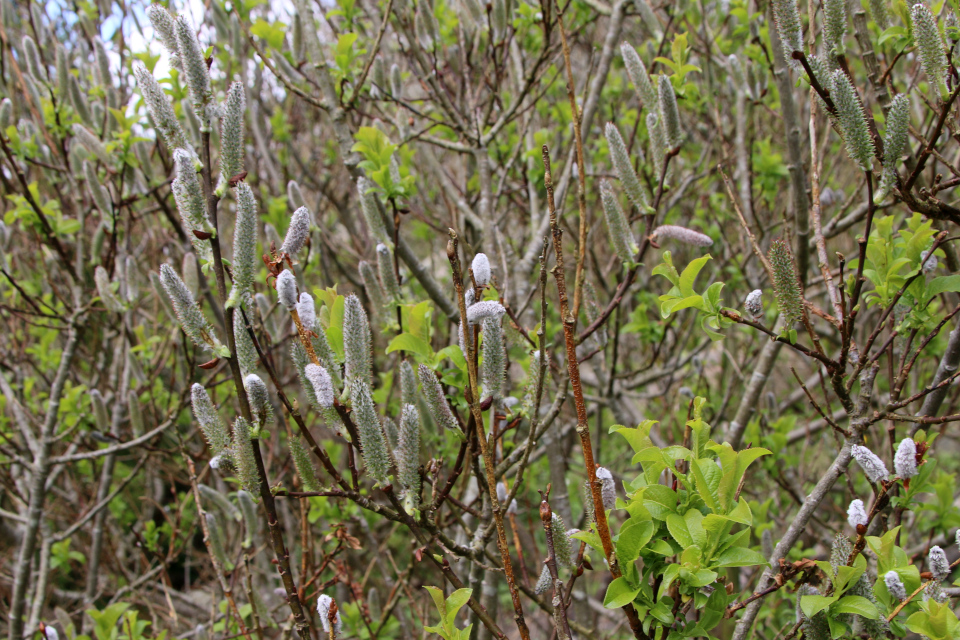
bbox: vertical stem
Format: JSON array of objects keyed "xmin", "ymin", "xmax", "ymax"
[
  {"xmin": 539, "ymin": 492, "xmax": 572, "ymax": 640},
  {"xmin": 541, "ymin": 145, "xmax": 648, "ymax": 639}
]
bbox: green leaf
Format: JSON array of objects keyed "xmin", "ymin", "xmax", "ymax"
[
  {"xmin": 250, "ymin": 18, "xmax": 286, "ymax": 49},
  {"xmin": 604, "ymin": 577, "xmax": 641, "ymax": 609},
  {"xmin": 666, "ymin": 513, "xmax": 694, "ymax": 548},
  {"xmin": 386, "ymin": 333, "xmax": 434, "ymax": 361},
  {"xmin": 712, "ymin": 546, "xmax": 767, "ymax": 568},
  {"xmin": 641, "ymin": 485, "xmax": 678, "ymax": 519},
  {"xmin": 800, "ymin": 594, "xmax": 837, "ymax": 619},
  {"xmin": 679, "ymin": 255, "xmax": 712, "ymax": 297},
  {"xmin": 927, "ymin": 275, "xmax": 960, "ymax": 298},
  {"xmin": 833, "ymin": 595, "xmax": 879, "ymax": 619},
  {"xmin": 616, "ymin": 519, "xmax": 655, "ymax": 565}
]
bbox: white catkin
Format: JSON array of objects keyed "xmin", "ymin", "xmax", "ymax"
[
  {"xmin": 160, "ymin": 264, "xmax": 225, "ymax": 355},
  {"xmin": 244, "ymin": 374, "xmax": 274, "ymax": 426},
  {"xmin": 847, "ymin": 498, "xmax": 868, "ymax": 528},
  {"xmin": 885, "ymin": 571, "xmax": 907, "ymax": 600},
  {"xmin": 343, "ymin": 294, "xmax": 372, "ymax": 391},
  {"xmin": 281, "ymin": 206, "xmax": 312, "ymax": 256},
  {"xmin": 851, "ymin": 445, "xmax": 889, "ymax": 483},
  {"xmin": 599, "ymin": 179, "xmax": 640, "ymax": 262},
  {"xmin": 894, "ymin": 438, "xmax": 918, "ymax": 478},
  {"xmin": 148, "ymin": 4, "xmax": 181, "ymax": 67},
  {"xmin": 276, "ymin": 270, "xmax": 299, "ymax": 309},
  {"xmin": 377, "ymin": 243, "xmax": 401, "ymax": 302},
  {"xmin": 133, "ymin": 62, "xmax": 191, "ymax": 153},
  {"xmin": 95, "ymin": 265, "xmax": 125, "ymax": 313},
  {"xmin": 172, "ymin": 149, "xmax": 213, "ymax": 260},
  {"xmin": 535, "ymin": 564, "xmax": 552, "ymax": 594},
  {"xmin": 226, "ymin": 182, "xmax": 258, "ymax": 309},
  {"xmin": 772, "ymin": 0, "xmax": 804, "ymax": 64},
  {"xmin": 467, "ymin": 300, "xmax": 506, "ymax": 324},
  {"xmin": 912, "ymin": 3, "xmax": 950, "ymax": 99},
  {"xmin": 352, "ymin": 379, "xmax": 390, "ymax": 485},
  {"xmin": 471, "ymin": 253, "xmax": 492, "ymax": 286},
  {"xmin": 823, "ymin": 0, "xmax": 847, "ymax": 56},
  {"xmin": 481, "ymin": 316, "xmax": 506, "ymax": 400},
  {"xmin": 305, "ymin": 364, "xmax": 335, "ymax": 407},
  {"xmin": 596, "ymin": 467, "xmax": 616, "ymax": 510},
  {"xmin": 745, "ymin": 289, "xmax": 763, "ymax": 317},
  {"xmin": 418, "ymin": 363, "xmax": 459, "ymax": 431},
  {"xmin": 497, "ymin": 482, "xmax": 508, "ymax": 504},
  {"xmin": 234, "ymin": 318, "xmax": 259, "ymax": 376},
  {"xmin": 653, "ymin": 225, "xmax": 713, "ymax": 247},
  {"xmin": 217, "ymin": 81, "xmax": 245, "ymax": 194},
  {"xmin": 929, "ymin": 545, "xmax": 950, "ymax": 580},
  {"xmin": 297, "ymin": 292, "xmax": 316, "ymax": 331},
  {"xmin": 316, "ymin": 595, "xmax": 343, "ymax": 636},
  {"xmin": 175, "ymin": 15, "xmax": 213, "ymax": 126},
  {"xmin": 606, "ymin": 122, "xmax": 652, "ymax": 213}
]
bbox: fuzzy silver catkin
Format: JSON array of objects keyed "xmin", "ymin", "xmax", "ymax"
[
  {"xmin": 244, "ymin": 374, "xmax": 274, "ymax": 427},
  {"xmin": 652, "ymin": 225, "xmax": 713, "ymax": 247},
  {"xmin": 929, "ymin": 545, "xmax": 950, "ymax": 580},
  {"xmin": 148, "ymin": 4, "xmax": 181, "ymax": 67},
  {"xmin": 359, "ymin": 260, "xmax": 387, "ymax": 313},
  {"xmin": 471, "ymin": 253, "xmax": 492, "ymax": 286},
  {"xmin": 174, "ymin": 15, "xmax": 212, "ymax": 127},
  {"xmin": 234, "ymin": 319, "xmax": 259, "ymax": 376},
  {"xmin": 551, "ymin": 513, "xmax": 575, "ymax": 568},
  {"xmin": 352, "ymin": 379, "xmax": 390, "ymax": 485},
  {"xmin": 745, "ymin": 289, "xmax": 763, "ymax": 317},
  {"xmin": 823, "ymin": 0, "xmax": 847, "ymax": 56},
  {"xmin": 128, "ymin": 389, "xmax": 144, "ymax": 437},
  {"xmin": 290, "ymin": 435, "xmax": 320, "ymax": 491},
  {"xmin": 199, "ymin": 484, "xmax": 242, "ymax": 522},
  {"xmin": 497, "ymin": 482, "xmax": 508, "ymax": 504},
  {"xmin": 182, "ymin": 102, "xmax": 202, "ymax": 143},
  {"xmin": 894, "ymin": 438, "xmax": 918, "ymax": 478},
  {"xmin": 466, "ymin": 300, "xmax": 506, "ymax": 324},
  {"xmin": 217, "ymin": 82, "xmax": 245, "ymax": 195},
  {"xmin": 125, "ymin": 256, "xmax": 141, "ymax": 302},
  {"xmin": 95, "ymin": 265, "xmax": 125, "ymax": 313},
  {"xmin": 658, "ymin": 74, "xmax": 682, "ymax": 149},
  {"xmin": 205, "ymin": 513, "xmax": 232, "ymax": 569},
  {"xmin": 481, "ymin": 317, "xmax": 506, "ymax": 400},
  {"xmin": 172, "ymin": 149, "xmax": 214, "ymax": 260},
  {"xmin": 232, "ymin": 416, "xmax": 261, "ymax": 496},
  {"xmin": 376, "ymin": 243, "xmax": 401, "ymax": 302},
  {"xmin": 621, "ymin": 42, "xmax": 657, "ymax": 107},
  {"xmin": 316, "ymin": 595, "xmax": 343, "ymax": 636},
  {"xmin": 0, "ymin": 98, "xmax": 11, "ymax": 130},
  {"xmin": 297, "ymin": 292, "xmax": 316, "ymax": 332},
  {"xmin": 226, "ymin": 182, "xmax": 258, "ymax": 309},
  {"xmin": 606, "ymin": 122, "xmax": 652, "ymax": 214},
  {"xmin": 831, "ymin": 70, "xmax": 874, "ymax": 171},
  {"xmin": 305, "ymin": 364, "xmax": 335, "ymax": 407},
  {"xmin": 69, "ymin": 75, "xmax": 94, "ymax": 127},
  {"xmin": 370, "ymin": 57, "xmax": 386, "ymax": 99},
  {"xmin": 389, "ymin": 63, "xmax": 403, "ymax": 98},
  {"xmin": 921, "ymin": 249, "xmax": 939, "ymax": 273},
  {"xmin": 93, "ymin": 37, "xmax": 111, "ymax": 90},
  {"xmin": 397, "ymin": 403, "xmax": 421, "ymax": 510},
  {"xmin": 237, "ymin": 489, "xmax": 258, "ymax": 548},
  {"xmin": 343, "ymin": 294, "xmax": 373, "ymax": 390},
  {"xmin": 160, "ymin": 264, "xmax": 226, "ymax": 355},
  {"xmin": 851, "ymin": 445, "xmax": 889, "ymax": 483},
  {"xmin": 912, "ymin": 4, "xmax": 950, "ymax": 99},
  {"xmin": 133, "ymin": 62, "xmax": 191, "ymax": 153},
  {"xmin": 281, "ymin": 207, "xmax": 311, "ymax": 257},
  {"xmin": 535, "ymin": 564, "xmax": 552, "ymax": 594},
  {"xmin": 84, "ymin": 161, "xmax": 113, "ymax": 219},
  {"xmin": 292, "ymin": 343, "xmax": 318, "ymax": 409},
  {"xmin": 418, "ymin": 364, "xmax": 459, "ymax": 431},
  {"xmin": 357, "ymin": 177, "xmax": 391, "ymax": 246},
  {"xmin": 599, "ymin": 179, "xmax": 639, "ymax": 263},
  {"xmin": 875, "ymin": 93, "xmax": 910, "ymax": 204},
  {"xmin": 89, "ymin": 389, "xmax": 109, "ymax": 432},
  {"xmin": 21, "ymin": 36, "xmax": 45, "ymax": 85},
  {"xmin": 847, "ymin": 498, "xmax": 868, "ymax": 528},
  {"xmin": 276, "ymin": 270, "xmax": 299, "ymax": 310},
  {"xmin": 884, "ymin": 571, "xmax": 906, "ymax": 600},
  {"xmin": 72, "ymin": 124, "xmax": 110, "ymax": 164},
  {"xmin": 399, "ymin": 360, "xmax": 418, "ymax": 408},
  {"xmin": 772, "ymin": 0, "xmax": 804, "ymax": 64},
  {"xmin": 191, "ymin": 383, "xmax": 232, "ymax": 459},
  {"xmin": 311, "ymin": 327, "xmax": 343, "ymax": 389},
  {"xmin": 596, "ymin": 467, "xmax": 616, "ymax": 510},
  {"xmin": 869, "ymin": 0, "xmax": 888, "ymax": 28}
]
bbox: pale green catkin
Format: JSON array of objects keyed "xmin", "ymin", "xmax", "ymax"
[
  {"xmin": 237, "ymin": 490, "xmax": 258, "ymax": 548},
  {"xmin": 550, "ymin": 513, "xmax": 574, "ymax": 568},
  {"xmin": 647, "ymin": 112, "xmax": 667, "ymax": 183},
  {"xmin": 599, "ymin": 179, "xmax": 639, "ymax": 263},
  {"xmin": 147, "ymin": 4, "xmax": 181, "ymax": 68},
  {"xmin": 244, "ymin": 374, "xmax": 275, "ymax": 427},
  {"xmin": 831, "ymin": 70, "xmax": 874, "ymax": 171},
  {"xmin": 418, "ymin": 363, "xmax": 459, "ymax": 432},
  {"xmin": 174, "ymin": 15, "xmax": 213, "ymax": 127},
  {"xmin": 343, "ymin": 294, "xmax": 372, "ymax": 393},
  {"xmin": 359, "ymin": 260, "xmax": 387, "ymax": 313},
  {"xmin": 172, "ymin": 149, "xmax": 214, "ymax": 260},
  {"xmin": 217, "ymin": 82, "xmax": 245, "ymax": 196},
  {"xmin": 84, "ymin": 161, "xmax": 113, "ymax": 219},
  {"xmin": 823, "ymin": 0, "xmax": 847, "ymax": 56},
  {"xmin": 191, "ymin": 383, "xmax": 232, "ymax": 459},
  {"xmin": 127, "ymin": 390, "xmax": 144, "ymax": 437},
  {"xmin": 912, "ymin": 3, "xmax": 950, "ymax": 100},
  {"xmin": 397, "ymin": 403, "xmax": 422, "ymax": 511},
  {"xmin": 232, "ymin": 417, "xmax": 261, "ymax": 497},
  {"xmin": 234, "ymin": 318, "xmax": 260, "ymax": 376},
  {"xmin": 620, "ymin": 42, "xmax": 657, "ymax": 107},
  {"xmin": 89, "ymin": 389, "xmax": 110, "ymax": 432},
  {"xmin": 768, "ymin": 237, "xmax": 804, "ymax": 326},
  {"xmin": 199, "ymin": 484, "xmax": 241, "ymax": 522},
  {"xmin": 376, "ymin": 243, "xmax": 401, "ymax": 302},
  {"xmin": 481, "ymin": 316, "xmax": 506, "ymax": 400},
  {"xmin": 21, "ymin": 36, "xmax": 45, "ymax": 85},
  {"xmin": 869, "ymin": 0, "xmax": 888, "ymax": 28},
  {"xmin": 310, "ymin": 327, "xmax": 343, "ymax": 389},
  {"xmin": 70, "ymin": 75, "xmax": 94, "ymax": 127},
  {"xmin": 226, "ymin": 182, "xmax": 258, "ymax": 309},
  {"xmin": 205, "ymin": 513, "xmax": 233, "ymax": 570},
  {"xmin": 875, "ymin": 93, "xmax": 910, "ymax": 203},
  {"xmin": 399, "ymin": 360, "xmax": 418, "ymax": 408},
  {"xmin": 357, "ymin": 177, "xmax": 391, "ymax": 246},
  {"xmin": 352, "ymin": 379, "xmax": 390, "ymax": 485},
  {"xmin": 606, "ymin": 122, "xmax": 652, "ymax": 214},
  {"xmin": 658, "ymin": 74, "xmax": 682, "ymax": 149},
  {"xmin": 94, "ymin": 265, "xmax": 124, "ymax": 313},
  {"xmin": 160, "ymin": 264, "xmax": 226, "ymax": 355},
  {"xmin": 72, "ymin": 124, "xmax": 110, "ymax": 165},
  {"xmin": 290, "ymin": 435, "xmax": 321, "ymax": 492},
  {"xmin": 772, "ymin": 0, "xmax": 804, "ymax": 65}
]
